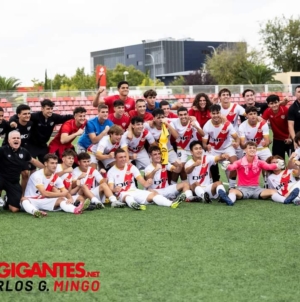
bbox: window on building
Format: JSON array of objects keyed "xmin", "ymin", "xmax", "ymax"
[
  {"xmin": 127, "ymin": 54, "xmax": 136, "ymax": 59},
  {"xmin": 137, "ymin": 61, "xmax": 143, "ymax": 66}
]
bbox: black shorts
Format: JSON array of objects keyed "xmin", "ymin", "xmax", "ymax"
[
  {"xmin": 27, "ymin": 144, "xmax": 49, "ymax": 163},
  {"xmin": 0, "ymin": 177, "xmax": 22, "ymax": 209}
]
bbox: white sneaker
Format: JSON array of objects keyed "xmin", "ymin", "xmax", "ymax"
[{"xmin": 111, "ymin": 200, "xmax": 126, "ymax": 208}]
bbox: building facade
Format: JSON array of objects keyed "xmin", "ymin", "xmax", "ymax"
[{"xmin": 90, "ymin": 38, "xmax": 236, "ymax": 79}]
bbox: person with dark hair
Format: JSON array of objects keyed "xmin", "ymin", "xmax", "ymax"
[
  {"xmin": 0, "ymin": 130, "xmax": 44, "ymax": 212},
  {"xmin": 77, "ymin": 104, "xmax": 113, "ymax": 154},
  {"xmin": 6, "ymin": 104, "xmax": 34, "ymax": 193},
  {"xmin": 107, "ymin": 148, "xmax": 179, "ymax": 210},
  {"xmin": 185, "ymin": 140, "xmax": 229, "ymax": 203},
  {"xmin": 240, "ymin": 89, "xmax": 288, "ymax": 123},
  {"xmin": 288, "ymin": 85, "xmax": 300, "ymax": 150},
  {"xmin": 95, "ymin": 125, "xmax": 126, "ymax": 169},
  {"xmin": 262, "ymin": 94, "xmax": 293, "ymax": 159},
  {"xmin": 108, "ymin": 100, "xmax": 130, "ymax": 130},
  {"xmin": 0, "ymin": 106, "xmax": 9, "ymax": 141},
  {"xmin": 239, "ymin": 106, "xmax": 272, "ymax": 161},
  {"xmin": 159, "ymin": 100, "xmax": 178, "ymax": 118},
  {"xmin": 128, "ymin": 99, "xmax": 153, "ymax": 121},
  {"xmin": 49, "ymin": 107, "xmax": 87, "ymax": 162},
  {"xmin": 72, "ymin": 152, "xmax": 123, "ymax": 208},
  {"xmin": 55, "ymin": 149, "xmax": 77, "ymax": 193},
  {"xmin": 144, "ymin": 89, "xmax": 182, "ymax": 114},
  {"xmin": 9, "ymin": 99, "xmax": 73, "ymax": 162},
  {"xmin": 221, "ymin": 141, "xmax": 299, "ymax": 205},
  {"xmin": 121, "ymin": 116, "xmax": 156, "ymax": 169},
  {"xmin": 145, "ymin": 146, "xmax": 192, "ymax": 204},
  {"xmin": 188, "ymin": 93, "xmax": 212, "ymax": 129},
  {"xmin": 21, "ymin": 153, "xmax": 90, "ymax": 217},
  {"xmin": 266, "ymin": 155, "xmax": 300, "ymax": 204},
  {"xmin": 202, "ymin": 104, "xmax": 239, "ymax": 187},
  {"xmin": 93, "ymin": 81, "xmax": 135, "ymax": 114}
]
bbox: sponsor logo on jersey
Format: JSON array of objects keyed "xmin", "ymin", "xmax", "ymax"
[{"xmin": 19, "ymin": 154, "xmax": 23, "ymax": 158}]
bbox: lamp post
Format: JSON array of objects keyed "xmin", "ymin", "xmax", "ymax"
[
  {"xmin": 146, "ymin": 54, "xmax": 155, "ymax": 87},
  {"xmin": 208, "ymin": 46, "xmax": 216, "ymax": 55},
  {"xmin": 123, "ymin": 71, "xmax": 129, "ymax": 81}
]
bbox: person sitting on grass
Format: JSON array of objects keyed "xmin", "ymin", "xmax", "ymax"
[
  {"xmin": 220, "ymin": 141, "xmax": 299, "ymax": 206},
  {"xmin": 21, "ymin": 153, "xmax": 90, "ymax": 218},
  {"xmin": 107, "ymin": 148, "xmax": 182, "ymax": 210},
  {"xmin": 72, "ymin": 152, "xmax": 124, "ymax": 209},
  {"xmin": 185, "ymin": 140, "xmax": 229, "ymax": 203},
  {"xmin": 266, "ymin": 155, "xmax": 300, "ymax": 204},
  {"xmin": 145, "ymin": 145, "xmax": 192, "ymax": 202}
]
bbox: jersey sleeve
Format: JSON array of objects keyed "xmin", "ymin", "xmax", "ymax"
[
  {"xmin": 61, "ymin": 121, "xmax": 72, "ymax": 134},
  {"xmin": 185, "ymin": 159, "xmax": 194, "ymax": 169},
  {"xmin": 131, "ymin": 165, "xmax": 141, "ymax": 178},
  {"xmin": 144, "ymin": 164, "xmax": 154, "ymax": 176},
  {"xmin": 96, "ymin": 137, "xmax": 107, "ymax": 153},
  {"xmin": 238, "ymin": 105, "xmax": 245, "ymax": 116},
  {"xmin": 93, "ymin": 170, "xmax": 103, "ymax": 183},
  {"xmin": 202, "ymin": 123, "xmax": 209, "ymax": 139},
  {"xmin": 238, "ymin": 123, "xmax": 246, "ymax": 138},
  {"xmin": 262, "ymin": 122, "xmax": 270, "ymax": 135},
  {"xmin": 32, "ymin": 173, "xmax": 44, "ymax": 187},
  {"xmin": 55, "ymin": 176, "xmax": 65, "ymax": 189},
  {"xmin": 86, "ymin": 119, "xmax": 97, "ymax": 134},
  {"xmin": 228, "ymin": 123, "xmax": 237, "ymax": 136},
  {"xmin": 146, "ymin": 131, "xmax": 155, "ymax": 144}
]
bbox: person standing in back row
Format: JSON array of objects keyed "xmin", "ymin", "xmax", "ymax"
[{"xmin": 93, "ymin": 81, "xmax": 135, "ymax": 114}]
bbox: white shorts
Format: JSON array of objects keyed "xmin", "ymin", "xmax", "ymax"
[
  {"xmin": 210, "ymin": 146, "xmax": 236, "ymax": 157},
  {"xmin": 91, "ymin": 186, "xmax": 106, "ymax": 203},
  {"xmin": 257, "ymin": 147, "xmax": 272, "ymax": 161},
  {"xmin": 195, "ymin": 183, "xmax": 218, "ymax": 199},
  {"xmin": 119, "ymin": 189, "xmax": 151, "ymax": 205},
  {"xmin": 153, "ymin": 184, "xmax": 179, "ymax": 199},
  {"xmin": 77, "ymin": 144, "xmax": 87, "ymax": 154},
  {"xmin": 23, "ymin": 197, "xmax": 65, "ymax": 211},
  {"xmin": 177, "ymin": 148, "xmax": 191, "ymax": 163},
  {"xmin": 168, "ymin": 150, "xmax": 178, "ymax": 164},
  {"xmin": 129, "ymin": 148, "xmax": 150, "ymax": 169}
]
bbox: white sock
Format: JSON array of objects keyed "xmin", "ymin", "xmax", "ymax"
[
  {"xmin": 60, "ymin": 200, "xmax": 76, "ymax": 213},
  {"xmin": 153, "ymin": 195, "xmax": 172, "ymax": 207},
  {"xmin": 91, "ymin": 197, "xmax": 101, "ymax": 204},
  {"xmin": 271, "ymin": 193, "xmax": 285, "ymax": 203},
  {"xmin": 184, "ymin": 189, "xmax": 193, "ymax": 199},
  {"xmin": 229, "ymin": 179, "xmax": 236, "ymax": 188},
  {"xmin": 109, "ymin": 195, "xmax": 117, "ymax": 203},
  {"xmin": 22, "ymin": 199, "xmax": 38, "ymax": 215},
  {"xmin": 171, "ymin": 181, "xmax": 177, "ymax": 185},
  {"xmin": 125, "ymin": 195, "xmax": 135, "ymax": 208},
  {"xmin": 228, "ymin": 193, "xmax": 236, "ymax": 203},
  {"xmin": 217, "ymin": 185, "xmax": 226, "ymax": 192},
  {"xmin": 195, "ymin": 186, "xmax": 204, "ymax": 199}
]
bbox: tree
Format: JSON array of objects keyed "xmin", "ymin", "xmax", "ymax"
[
  {"xmin": 71, "ymin": 67, "xmax": 96, "ymax": 90},
  {"xmin": 106, "ymin": 64, "xmax": 146, "ymax": 88},
  {"xmin": 0, "ymin": 76, "xmax": 21, "ymax": 91},
  {"xmin": 259, "ymin": 15, "xmax": 300, "ymax": 72},
  {"xmin": 51, "ymin": 74, "xmax": 72, "ymax": 90},
  {"xmin": 205, "ymin": 42, "xmax": 264, "ymax": 84},
  {"xmin": 239, "ymin": 64, "xmax": 281, "ymax": 85},
  {"xmin": 44, "ymin": 69, "xmax": 48, "ymax": 90}
]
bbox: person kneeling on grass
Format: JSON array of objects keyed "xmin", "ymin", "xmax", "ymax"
[
  {"xmin": 266, "ymin": 155, "xmax": 300, "ymax": 205},
  {"xmin": 145, "ymin": 145, "xmax": 192, "ymax": 203},
  {"xmin": 220, "ymin": 141, "xmax": 299, "ymax": 206},
  {"xmin": 107, "ymin": 148, "xmax": 183, "ymax": 210},
  {"xmin": 21, "ymin": 153, "xmax": 90, "ymax": 218},
  {"xmin": 185, "ymin": 140, "xmax": 230, "ymax": 203}
]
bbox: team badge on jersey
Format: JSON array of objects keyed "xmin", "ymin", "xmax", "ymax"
[
  {"xmin": 27, "ymin": 126, "xmax": 31, "ymax": 131},
  {"xmin": 50, "ymin": 122, "xmax": 54, "ymax": 126},
  {"xmin": 19, "ymin": 153, "xmax": 23, "ymax": 158},
  {"xmin": 281, "ymin": 115, "xmax": 285, "ymax": 119}
]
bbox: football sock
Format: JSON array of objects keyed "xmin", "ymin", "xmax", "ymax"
[
  {"xmin": 91, "ymin": 197, "xmax": 101, "ymax": 204},
  {"xmin": 60, "ymin": 200, "xmax": 76, "ymax": 213},
  {"xmin": 271, "ymin": 193, "xmax": 285, "ymax": 203},
  {"xmin": 109, "ymin": 195, "xmax": 117, "ymax": 203},
  {"xmin": 228, "ymin": 193, "xmax": 236, "ymax": 203},
  {"xmin": 22, "ymin": 199, "xmax": 38, "ymax": 215},
  {"xmin": 125, "ymin": 196, "xmax": 135, "ymax": 208},
  {"xmin": 195, "ymin": 186, "xmax": 205, "ymax": 199},
  {"xmin": 153, "ymin": 195, "xmax": 172, "ymax": 207},
  {"xmin": 184, "ymin": 189, "xmax": 193, "ymax": 199}
]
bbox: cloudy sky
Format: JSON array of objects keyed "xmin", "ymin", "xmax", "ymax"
[{"xmin": 0, "ymin": 0, "xmax": 297, "ymax": 85}]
